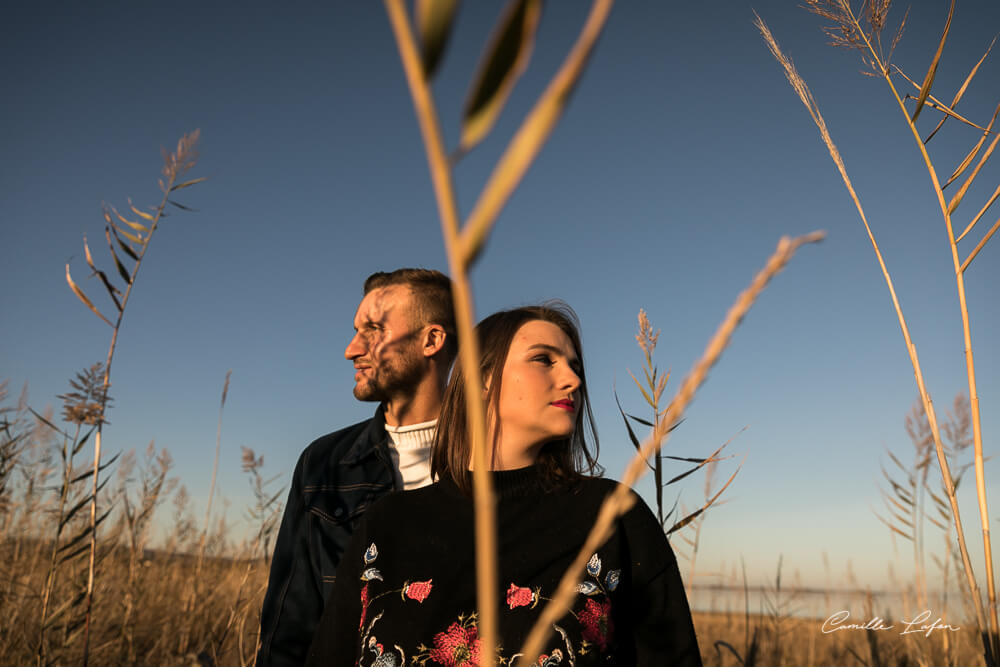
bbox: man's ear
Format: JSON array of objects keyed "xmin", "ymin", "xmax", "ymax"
[{"xmin": 422, "ymin": 325, "xmax": 447, "ymax": 358}]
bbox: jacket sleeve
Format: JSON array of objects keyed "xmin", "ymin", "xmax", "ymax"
[
  {"xmin": 305, "ymin": 513, "xmax": 366, "ymax": 665},
  {"xmin": 256, "ymin": 450, "xmax": 324, "ymax": 667},
  {"xmin": 623, "ymin": 490, "xmax": 703, "ymax": 666}
]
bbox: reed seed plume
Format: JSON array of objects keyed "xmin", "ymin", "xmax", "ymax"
[
  {"xmin": 635, "ymin": 309, "xmax": 659, "ymax": 359},
  {"xmin": 56, "ymin": 364, "xmax": 110, "ymax": 427}
]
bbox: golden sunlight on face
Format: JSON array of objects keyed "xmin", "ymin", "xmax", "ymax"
[
  {"xmin": 494, "ymin": 319, "xmax": 582, "ymax": 470},
  {"xmin": 343, "ymin": 285, "xmax": 423, "ymax": 402}
]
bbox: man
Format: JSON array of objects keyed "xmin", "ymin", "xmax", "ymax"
[{"xmin": 256, "ymin": 268, "xmax": 456, "ymax": 666}]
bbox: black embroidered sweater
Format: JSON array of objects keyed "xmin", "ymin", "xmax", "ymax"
[{"xmin": 306, "ymin": 466, "xmax": 702, "ymax": 666}]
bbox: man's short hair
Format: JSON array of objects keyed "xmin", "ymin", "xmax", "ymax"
[{"xmin": 363, "ymin": 268, "xmax": 457, "ymax": 361}]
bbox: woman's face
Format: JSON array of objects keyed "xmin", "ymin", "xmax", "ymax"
[{"xmin": 492, "ymin": 319, "xmax": 582, "ymax": 469}]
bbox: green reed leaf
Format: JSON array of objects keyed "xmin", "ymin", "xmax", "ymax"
[
  {"xmin": 170, "ymin": 176, "xmax": 207, "ymax": 192},
  {"xmin": 910, "ymin": 0, "xmax": 954, "ymax": 124},
  {"xmin": 417, "ymin": 0, "xmax": 460, "ymax": 79},
  {"xmin": 459, "ymin": 0, "xmax": 541, "ymax": 154}
]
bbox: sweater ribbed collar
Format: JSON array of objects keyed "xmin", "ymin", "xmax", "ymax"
[{"xmin": 441, "ymin": 465, "xmax": 551, "ymax": 501}]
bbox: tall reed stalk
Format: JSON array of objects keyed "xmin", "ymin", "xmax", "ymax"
[
  {"xmin": 384, "ymin": 1, "xmax": 614, "ymax": 661},
  {"xmin": 179, "ymin": 369, "xmax": 231, "ymax": 654},
  {"xmin": 757, "ymin": 3, "xmax": 999, "ymax": 660},
  {"xmin": 64, "ymin": 131, "xmax": 204, "ymax": 664}
]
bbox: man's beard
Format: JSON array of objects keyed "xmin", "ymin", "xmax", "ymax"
[{"xmin": 353, "ymin": 345, "xmax": 424, "ymax": 402}]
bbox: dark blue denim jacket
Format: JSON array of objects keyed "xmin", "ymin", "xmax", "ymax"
[{"xmin": 256, "ymin": 405, "xmax": 397, "ymax": 666}]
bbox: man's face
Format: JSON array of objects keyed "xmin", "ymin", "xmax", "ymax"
[{"xmin": 344, "ymin": 285, "xmax": 425, "ymax": 402}]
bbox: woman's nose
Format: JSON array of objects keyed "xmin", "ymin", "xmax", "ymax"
[{"xmin": 561, "ymin": 367, "xmax": 581, "ymax": 393}]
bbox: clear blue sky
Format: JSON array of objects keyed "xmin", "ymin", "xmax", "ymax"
[{"xmin": 3, "ymin": 1, "xmax": 998, "ymax": 594}]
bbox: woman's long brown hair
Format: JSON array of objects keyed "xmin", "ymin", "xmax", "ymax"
[{"xmin": 431, "ymin": 303, "xmax": 602, "ymax": 495}]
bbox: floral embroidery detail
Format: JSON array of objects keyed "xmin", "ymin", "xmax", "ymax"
[
  {"xmin": 511, "ymin": 647, "xmax": 564, "ymax": 666},
  {"xmin": 355, "ymin": 540, "xmax": 617, "ymax": 664},
  {"xmin": 360, "ymin": 583, "xmax": 370, "ymax": 630},
  {"xmin": 536, "ymin": 649, "xmax": 564, "ymax": 665},
  {"xmin": 552, "ymin": 624, "xmax": 575, "ymax": 664},
  {"xmin": 405, "ymin": 579, "xmax": 434, "ymax": 603},
  {"xmin": 428, "ymin": 618, "xmax": 481, "ymax": 666},
  {"xmin": 579, "ymin": 598, "xmax": 613, "ymax": 651},
  {"xmin": 366, "ymin": 635, "xmax": 404, "ymax": 666},
  {"xmin": 586, "ymin": 553, "xmax": 601, "ymax": 577},
  {"xmin": 506, "ymin": 583, "xmax": 536, "ymax": 609}
]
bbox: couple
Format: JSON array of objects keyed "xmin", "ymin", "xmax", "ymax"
[{"xmin": 257, "ymin": 269, "xmax": 701, "ymax": 666}]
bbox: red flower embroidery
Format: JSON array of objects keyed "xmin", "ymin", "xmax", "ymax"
[
  {"xmin": 405, "ymin": 579, "xmax": 433, "ymax": 603},
  {"xmin": 429, "ymin": 621, "xmax": 481, "ymax": 666},
  {"xmin": 579, "ymin": 598, "xmax": 613, "ymax": 651},
  {"xmin": 359, "ymin": 583, "xmax": 369, "ymax": 630},
  {"xmin": 506, "ymin": 583, "xmax": 534, "ymax": 609}
]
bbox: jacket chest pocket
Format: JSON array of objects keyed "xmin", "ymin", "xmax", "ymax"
[
  {"xmin": 305, "ymin": 480, "xmax": 392, "ymax": 595},
  {"xmin": 306, "ymin": 481, "xmax": 387, "ymax": 526}
]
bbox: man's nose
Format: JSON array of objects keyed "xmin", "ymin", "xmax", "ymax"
[{"xmin": 345, "ymin": 332, "xmax": 365, "ymax": 360}]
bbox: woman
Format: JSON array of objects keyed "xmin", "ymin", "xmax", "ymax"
[{"xmin": 307, "ymin": 304, "xmax": 701, "ymax": 666}]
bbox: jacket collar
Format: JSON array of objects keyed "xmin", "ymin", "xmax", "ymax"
[{"xmin": 342, "ymin": 403, "xmax": 390, "ymax": 465}]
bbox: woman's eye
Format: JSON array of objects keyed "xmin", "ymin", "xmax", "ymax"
[{"xmin": 532, "ymin": 355, "xmax": 553, "ymax": 365}]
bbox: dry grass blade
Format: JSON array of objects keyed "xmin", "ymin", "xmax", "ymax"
[
  {"xmin": 926, "ymin": 513, "xmax": 949, "ymax": 531},
  {"xmin": 113, "ymin": 206, "xmax": 149, "ymax": 233},
  {"xmin": 65, "ymin": 265, "xmax": 112, "ymax": 327},
  {"xmin": 108, "ymin": 223, "xmax": 140, "ymax": 261},
  {"xmin": 957, "ymin": 177, "xmax": 999, "ymax": 240},
  {"xmin": 662, "ymin": 442, "xmax": 730, "ymax": 487},
  {"xmin": 909, "ymin": 0, "xmax": 954, "ymax": 123},
  {"xmin": 83, "ymin": 236, "xmax": 123, "ymax": 313},
  {"xmin": 459, "ymin": 0, "xmax": 542, "ymax": 155},
  {"xmin": 103, "ymin": 227, "xmax": 132, "ymax": 285},
  {"xmin": 626, "ymin": 367, "xmax": 655, "ymax": 407},
  {"xmin": 955, "ymin": 179, "xmax": 1000, "ymax": 243},
  {"xmin": 874, "ymin": 510, "xmax": 913, "ymax": 540},
  {"xmin": 948, "ymin": 129, "xmax": 1000, "ymax": 216},
  {"xmin": 112, "ymin": 223, "xmax": 143, "ymax": 246},
  {"xmin": 882, "ymin": 489, "xmax": 911, "ymax": 518},
  {"xmin": 459, "ymin": 0, "xmax": 614, "ymax": 267},
  {"xmin": 514, "ymin": 230, "xmax": 824, "ymax": 665},
  {"xmin": 416, "ymin": 0, "xmax": 459, "ymax": 79},
  {"xmin": 665, "ymin": 459, "xmax": 742, "ymax": 535},
  {"xmin": 907, "ymin": 96, "xmax": 991, "ymax": 134},
  {"xmin": 170, "ymin": 176, "xmax": 207, "ymax": 192},
  {"xmin": 960, "ymin": 215, "xmax": 1000, "ymax": 273},
  {"xmin": 895, "ymin": 65, "xmax": 991, "ymax": 133},
  {"xmin": 888, "ymin": 5, "xmax": 909, "ymax": 65},
  {"xmin": 924, "ymin": 34, "xmax": 997, "ymax": 144},
  {"xmin": 612, "ymin": 390, "xmax": 648, "ymax": 463},
  {"xmin": 944, "ymin": 101, "xmax": 1000, "ymax": 190}
]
